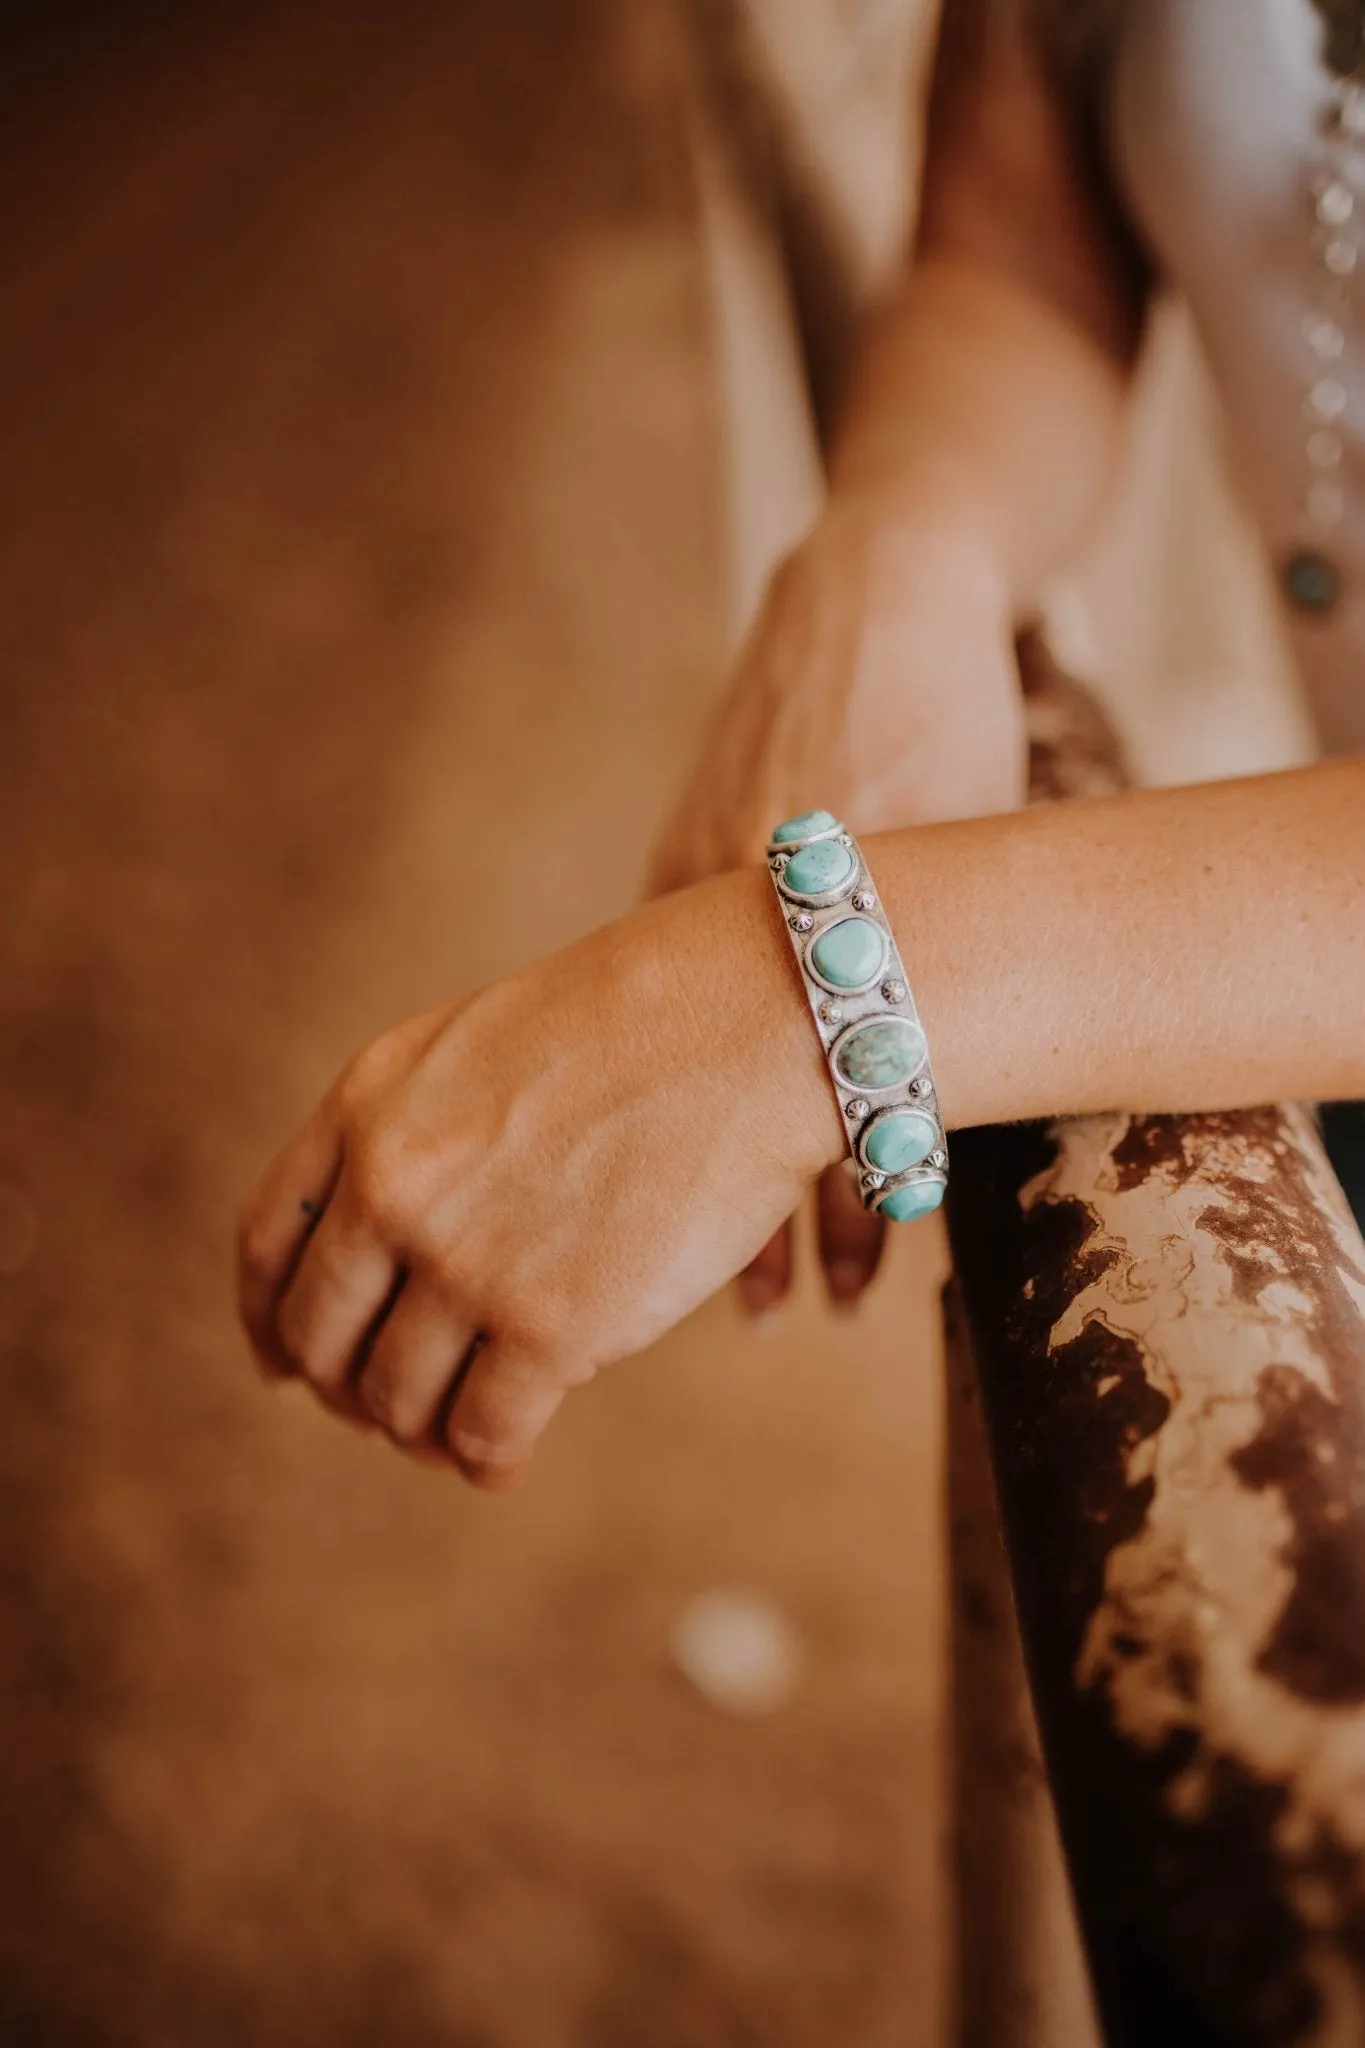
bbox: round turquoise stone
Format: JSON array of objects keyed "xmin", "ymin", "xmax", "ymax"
[
  {"xmin": 772, "ymin": 808, "xmax": 839, "ymax": 844},
  {"xmin": 783, "ymin": 837, "xmax": 856, "ymax": 896},
  {"xmin": 879, "ymin": 1179, "xmax": 945, "ymax": 1223},
  {"xmin": 864, "ymin": 1109, "xmax": 937, "ymax": 1175},
  {"xmin": 834, "ymin": 1016, "xmax": 925, "ymax": 1091},
  {"xmin": 810, "ymin": 916, "xmax": 885, "ymax": 990}
]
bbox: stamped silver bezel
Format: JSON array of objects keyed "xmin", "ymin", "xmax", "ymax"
[
  {"xmin": 803, "ymin": 914, "xmax": 888, "ymax": 997},
  {"xmin": 768, "ymin": 813, "xmax": 946, "ymax": 1221},
  {"xmin": 855, "ymin": 1101, "xmax": 942, "ymax": 1174},
  {"xmin": 775, "ymin": 846, "xmax": 861, "ymax": 909},
  {"xmin": 827, "ymin": 1012, "xmax": 928, "ymax": 1099}
]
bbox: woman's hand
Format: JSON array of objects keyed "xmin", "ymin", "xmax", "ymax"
[
  {"xmin": 649, "ymin": 502, "xmax": 1024, "ymax": 1314},
  {"xmin": 649, "ymin": 505, "xmax": 1023, "ymax": 894},
  {"xmin": 236, "ymin": 872, "xmax": 841, "ymax": 1488}
]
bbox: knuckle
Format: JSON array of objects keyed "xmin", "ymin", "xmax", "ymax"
[
  {"xmin": 236, "ymin": 1206, "xmax": 275, "ymax": 1281},
  {"xmin": 335, "ymin": 1039, "xmax": 392, "ymax": 1117},
  {"xmin": 363, "ymin": 1373, "xmax": 422, "ymax": 1446},
  {"xmin": 345, "ymin": 1134, "xmax": 409, "ymax": 1237},
  {"xmin": 273, "ymin": 1297, "xmax": 307, "ymax": 1372},
  {"xmin": 275, "ymin": 1302, "xmax": 336, "ymax": 1389},
  {"xmin": 448, "ymin": 1432, "xmax": 525, "ymax": 1492},
  {"xmin": 550, "ymin": 1350, "xmax": 597, "ymax": 1394}
]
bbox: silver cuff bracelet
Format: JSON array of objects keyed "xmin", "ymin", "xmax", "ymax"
[{"xmin": 766, "ymin": 809, "xmax": 947, "ymax": 1221}]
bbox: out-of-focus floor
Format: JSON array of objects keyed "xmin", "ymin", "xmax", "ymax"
[{"xmin": 0, "ymin": 7, "xmax": 947, "ymax": 2044}]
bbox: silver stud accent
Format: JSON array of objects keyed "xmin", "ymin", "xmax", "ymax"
[
  {"xmin": 881, "ymin": 977, "xmax": 907, "ymax": 1004},
  {"xmin": 930, "ymin": 1148, "xmax": 947, "ymax": 1169},
  {"xmin": 913, "ymin": 1076, "xmax": 933, "ymax": 1098},
  {"xmin": 861, "ymin": 1170, "xmax": 886, "ymax": 1192},
  {"xmin": 769, "ymin": 851, "xmax": 790, "ymax": 871},
  {"xmin": 846, "ymin": 1097, "xmax": 870, "ymax": 1120},
  {"xmin": 1308, "ymin": 377, "xmax": 1347, "ymax": 421},
  {"xmin": 851, "ymin": 890, "xmax": 875, "ymax": 912},
  {"xmin": 818, "ymin": 998, "xmax": 845, "ymax": 1025},
  {"xmin": 1305, "ymin": 315, "xmax": 1346, "ymax": 360},
  {"xmin": 1317, "ymin": 179, "xmax": 1354, "ymax": 228},
  {"xmin": 1325, "ymin": 236, "xmax": 1357, "ymax": 277},
  {"xmin": 789, "ymin": 911, "xmax": 814, "ymax": 933}
]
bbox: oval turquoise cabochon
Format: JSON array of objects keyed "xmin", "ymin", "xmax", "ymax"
[
  {"xmin": 864, "ymin": 1108, "xmax": 937, "ymax": 1174},
  {"xmin": 783, "ymin": 838, "xmax": 856, "ymax": 896},
  {"xmin": 879, "ymin": 1179, "xmax": 944, "ymax": 1222},
  {"xmin": 771, "ymin": 807, "xmax": 839, "ymax": 844},
  {"xmin": 833, "ymin": 1016, "xmax": 926, "ymax": 1092},
  {"xmin": 809, "ymin": 916, "xmax": 884, "ymax": 990}
]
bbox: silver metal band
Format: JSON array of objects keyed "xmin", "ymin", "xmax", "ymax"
[{"xmin": 766, "ymin": 811, "xmax": 947, "ymax": 1220}]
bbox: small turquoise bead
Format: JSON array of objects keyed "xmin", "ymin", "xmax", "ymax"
[
  {"xmin": 864, "ymin": 1109, "xmax": 937, "ymax": 1175},
  {"xmin": 772, "ymin": 807, "xmax": 839, "ymax": 844},
  {"xmin": 879, "ymin": 1179, "xmax": 945, "ymax": 1223},
  {"xmin": 783, "ymin": 837, "xmax": 856, "ymax": 896},
  {"xmin": 834, "ymin": 1016, "xmax": 925, "ymax": 1091},
  {"xmin": 810, "ymin": 916, "xmax": 884, "ymax": 990}
]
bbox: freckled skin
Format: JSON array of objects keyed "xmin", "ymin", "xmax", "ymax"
[{"xmin": 239, "ymin": 754, "xmax": 1365, "ymax": 1484}]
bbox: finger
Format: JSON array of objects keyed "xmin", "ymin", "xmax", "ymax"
[
  {"xmin": 736, "ymin": 1220, "xmax": 793, "ymax": 1319},
  {"xmin": 237, "ymin": 1106, "xmax": 344, "ymax": 1378},
  {"xmin": 817, "ymin": 1163, "xmax": 887, "ymax": 1308},
  {"xmin": 275, "ymin": 1179, "xmax": 401, "ymax": 1407},
  {"xmin": 356, "ymin": 1278, "xmax": 475, "ymax": 1451},
  {"xmin": 443, "ymin": 1338, "xmax": 569, "ymax": 1490}
]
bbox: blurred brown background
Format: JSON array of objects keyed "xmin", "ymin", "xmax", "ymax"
[{"xmin": 0, "ymin": 5, "xmax": 950, "ymax": 2042}]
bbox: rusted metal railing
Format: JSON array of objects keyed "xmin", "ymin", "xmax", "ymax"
[{"xmin": 948, "ymin": 636, "xmax": 1365, "ymax": 2047}]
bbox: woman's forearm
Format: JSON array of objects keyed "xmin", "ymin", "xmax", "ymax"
[
  {"xmin": 817, "ymin": 1, "xmax": 1144, "ymax": 616},
  {"xmin": 242, "ymin": 761, "xmax": 1364, "ymax": 1480},
  {"xmin": 826, "ymin": 257, "xmax": 1132, "ymax": 614},
  {"xmin": 740, "ymin": 761, "xmax": 1365, "ymax": 1173}
]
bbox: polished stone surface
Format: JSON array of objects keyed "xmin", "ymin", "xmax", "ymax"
[
  {"xmin": 771, "ymin": 807, "xmax": 839, "ymax": 843},
  {"xmin": 879, "ymin": 1179, "xmax": 945, "ymax": 1223},
  {"xmin": 864, "ymin": 1109, "xmax": 937, "ymax": 1175},
  {"xmin": 810, "ymin": 915, "xmax": 884, "ymax": 989},
  {"xmin": 833, "ymin": 1016, "xmax": 926, "ymax": 1091},
  {"xmin": 783, "ymin": 837, "xmax": 856, "ymax": 895}
]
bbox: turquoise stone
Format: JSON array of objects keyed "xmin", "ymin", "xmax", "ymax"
[
  {"xmin": 772, "ymin": 808, "xmax": 839, "ymax": 844},
  {"xmin": 783, "ymin": 837, "xmax": 856, "ymax": 896},
  {"xmin": 880, "ymin": 1179, "xmax": 945, "ymax": 1223},
  {"xmin": 834, "ymin": 1016, "xmax": 925, "ymax": 1091},
  {"xmin": 810, "ymin": 916, "xmax": 884, "ymax": 990},
  {"xmin": 865, "ymin": 1109, "xmax": 937, "ymax": 1175}
]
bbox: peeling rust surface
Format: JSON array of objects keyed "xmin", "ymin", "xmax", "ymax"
[
  {"xmin": 1233, "ymin": 1367, "xmax": 1365, "ymax": 1705},
  {"xmin": 1112, "ymin": 1112, "xmax": 1365, "ymax": 1710},
  {"xmin": 945, "ymin": 667, "xmax": 1365, "ymax": 2045},
  {"xmin": 950, "ymin": 1106, "xmax": 1365, "ymax": 2046}
]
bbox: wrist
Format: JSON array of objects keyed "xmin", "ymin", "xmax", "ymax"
[
  {"xmin": 768, "ymin": 502, "xmax": 1028, "ymax": 825},
  {"xmin": 800, "ymin": 489, "xmax": 1015, "ymax": 640},
  {"xmin": 666, "ymin": 868, "xmax": 849, "ymax": 1183}
]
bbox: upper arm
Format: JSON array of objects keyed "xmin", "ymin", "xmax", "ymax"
[{"xmin": 917, "ymin": 0, "xmax": 1148, "ymax": 366}]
